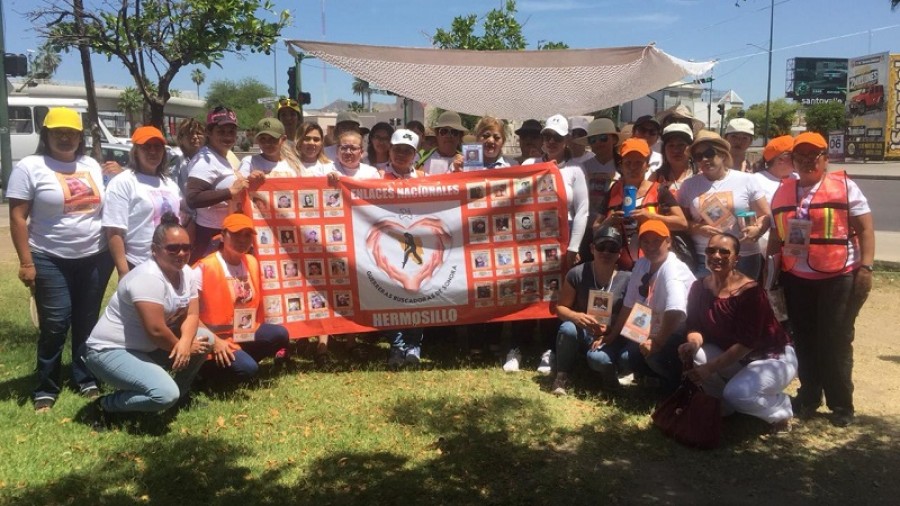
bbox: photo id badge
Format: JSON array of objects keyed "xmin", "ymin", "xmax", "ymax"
[
  {"xmin": 620, "ymin": 302, "xmax": 652, "ymax": 344},
  {"xmin": 586, "ymin": 289, "xmax": 613, "ymax": 326},
  {"xmin": 784, "ymin": 218, "xmax": 812, "ymax": 258}
]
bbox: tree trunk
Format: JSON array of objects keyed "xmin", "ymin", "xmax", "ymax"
[
  {"xmin": 74, "ymin": 0, "xmax": 102, "ymax": 159},
  {"xmin": 149, "ymin": 99, "xmax": 166, "ymax": 131}
]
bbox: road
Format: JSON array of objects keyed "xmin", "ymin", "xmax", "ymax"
[{"xmin": 856, "ymin": 179, "xmax": 900, "ymax": 233}]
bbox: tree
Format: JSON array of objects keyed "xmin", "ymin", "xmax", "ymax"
[
  {"xmin": 191, "ymin": 69, "xmax": 206, "ymax": 97},
  {"xmin": 205, "ymin": 78, "xmax": 274, "ymax": 129},
  {"xmin": 351, "ymin": 78, "xmax": 372, "ymax": 112},
  {"xmin": 30, "ymin": 0, "xmax": 290, "ymax": 129},
  {"xmin": 119, "ymin": 86, "xmax": 148, "ymax": 131},
  {"xmin": 432, "ymin": 0, "xmax": 565, "ymax": 51},
  {"xmin": 347, "ymin": 101, "xmax": 365, "ymax": 113},
  {"xmin": 29, "ymin": 42, "xmax": 61, "ymax": 80},
  {"xmin": 536, "ymin": 41, "xmax": 569, "ymax": 50},
  {"xmin": 804, "ymin": 101, "xmax": 848, "ymax": 136},
  {"xmin": 729, "ymin": 99, "xmax": 798, "ymax": 139}
]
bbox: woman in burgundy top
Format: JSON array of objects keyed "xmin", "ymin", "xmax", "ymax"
[{"xmin": 678, "ymin": 233, "xmax": 796, "ymax": 432}]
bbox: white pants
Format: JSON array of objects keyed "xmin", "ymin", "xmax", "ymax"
[{"xmin": 694, "ymin": 344, "xmax": 797, "ymax": 424}]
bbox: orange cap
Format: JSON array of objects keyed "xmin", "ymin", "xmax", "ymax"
[
  {"xmin": 794, "ymin": 132, "xmax": 827, "ymax": 150},
  {"xmin": 619, "ymin": 137, "xmax": 650, "ymax": 158},
  {"xmin": 638, "ymin": 219, "xmax": 671, "ymax": 239},
  {"xmin": 763, "ymin": 135, "xmax": 794, "ymax": 162},
  {"xmin": 131, "ymin": 126, "xmax": 166, "ymax": 145},
  {"xmin": 221, "ymin": 213, "xmax": 256, "ymax": 234}
]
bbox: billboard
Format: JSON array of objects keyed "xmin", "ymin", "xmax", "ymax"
[
  {"xmin": 846, "ymin": 53, "xmax": 889, "ymax": 159},
  {"xmin": 887, "ymin": 54, "xmax": 900, "ymax": 158},
  {"xmin": 785, "ymin": 57, "xmax": 848, "ymax": 104}
]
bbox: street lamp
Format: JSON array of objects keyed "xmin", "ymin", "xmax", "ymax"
[{"xmin": 747, "ymin": 0, "xmax": 776, "ymax": 144}]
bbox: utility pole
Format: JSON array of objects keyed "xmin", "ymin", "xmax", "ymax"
[
  {"xmin": 763, "ymin": 0, "xmax": 775, "ymax": 144},
  {"xmin": 1, "ymin": 0, "xmax": 14, "ymax": 193}
]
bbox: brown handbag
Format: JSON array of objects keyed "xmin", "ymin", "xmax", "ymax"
[{"xmin": 651, "ymin": 377, "xmax": 722, "ymax": 450}]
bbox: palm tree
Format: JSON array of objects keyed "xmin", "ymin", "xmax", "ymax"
[
  {"xmin": 894, "ymin": 0, "xmax": 899, "ymax": 9},
  {"xmin": 191, "ymin": 69, "xmax": 206, "ymax": 98},
  {"xmin": 351, "ymin": 78, "xmax": 371, "ymax": 111},
  {"xmin": 31, "ymin": 42, "xmax": 61, "ymax": 80},
  {"xmin": 118, "ymin": 87, "xmax": 144, "ymax": 131}
]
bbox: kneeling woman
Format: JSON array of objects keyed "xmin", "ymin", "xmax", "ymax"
[
  {"xmin": 194, "ymin": 213, "xmax": 290, "ymax": 381},
  {"xmin": 552, "ymin": 226, "xmax": 632, "ymax": 396},
  {"xmin": 678, "ymin": 233, "xmax": 796, "ymax": 431},
  {"xmin": 84, "ymin": 214, "xmax": 212, "ymax": 415}
]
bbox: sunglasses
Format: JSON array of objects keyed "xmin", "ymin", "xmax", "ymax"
[
  {"xmin": 691, "ymin": 147, "xmax": 718, "ymax": 160},
  {"xmin": 437, "ymin": 127, "xmax": 460, "ymax": 137},
  {"xmin": 542, "ymin": 133, "xmax": 564, "ymax": 143},
  {"xmin": 278, "ymin": 98, "xmax": 298, "ymax": 107},
  {"xmin": 638, "ymin": 272, "xmax": 652, "ymax": 298},
  {"xmin": 593, "ymin": 242, "xmax": 621, "ymax": 254},
  {"xmin": 339, "ymin": 144, "xmax": 362, "ymax": 153},
  {"xmin": 704, "ymin": 246, "xmax": 732, "ymax": 257},
  {"xmin": 587, "ymin": 134, "xmax": 612, "ymax": 144},
  {"xmin": 792, "ymin": 151, "xmax": 825, "ymax": 163},
  {"xmin": 163, "ymin": 243, "xmax": 192, "ymax": 254}
]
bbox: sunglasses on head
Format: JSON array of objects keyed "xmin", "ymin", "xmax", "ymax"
[
  {"xmin": 278, "ymin": 98, "xmax": 298, "ymax": 107},
  {"xmin": 163, "ymin": 243, "xmax": 191, "ymax": 254},
  {"xmin": 638, "ymin": 272, "xmax": 652, "ymax": 298},
  {"xmin": 587, "ymin": 134, "xmax": 611, "ymax": 144},
  {"xmin": 691, "ymin": 147, "xmax": 718, "ymax": 160},
  {"xmin": 437, "ymin": 127, "xmax": 460, "ymax": 137},
  {"xmin": 704, "ymin": 246, "xmax": 732, "ymax": 257}
]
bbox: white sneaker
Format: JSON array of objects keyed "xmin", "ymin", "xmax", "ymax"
[
  {"xmin": 537, "ymin": 349, "xmax": 554, "ymax": 375},
  {"xmin": 502, "ymin": 348, "xmax": 521, "ymax": 372}
]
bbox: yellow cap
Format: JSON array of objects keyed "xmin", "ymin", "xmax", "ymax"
[{"xmin": 43, "ymin": 107, "xmax": 83, "ymax": 131}]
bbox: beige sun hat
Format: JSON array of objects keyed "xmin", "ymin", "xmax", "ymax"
[
  {"xmin": 690, "ymin": 129, "xmax": 731, "ymax": 153},
  {"xmin": 657, "ymin": 104, "xmax": 705, "ymax": 134},
  {"xmin": 574, "ymin": 117, "xmax": 619, "ymax": 146}
]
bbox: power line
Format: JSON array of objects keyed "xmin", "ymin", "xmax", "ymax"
[
  {"xmin": 655, "ymin": 0, "xmax": 792, "ymax": 43},
  {"xmin": 714, "ymin": 23, "xmax": 900, "ymax": 63}
]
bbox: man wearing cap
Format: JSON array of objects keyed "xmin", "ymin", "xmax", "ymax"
[
  {"xmin": 416, "ymin": 111, "xmax": 466, "ymax": 175},
  {"xmin": 767, "ymin": 132, "xmax": 874, "ymax": 427},
  {"xmin": 724, "ymin": 118, "xmax": 755, "ymax": 172},
  {"xmin": 603, "ymin": 220, "xmax": 695, "ymax": 394},
  {"xmin": 632, "ymin": 115, "xmax": 664, "ymax": 177},
  {"xmin": 239, "ymin": 118, "xmax": 300, "ymax": 185},
  {"xmin": 578, "ymin": 118, "xmax": 620, "ymax": 216},
  {"xmin": 323, "ymin": 111, "xmax": 368, "ymax": 162},
  {"xmin": 194, "ymin": 213, "xmax": 291, "ymax": 382},
  {"xmin": 276, "ymin": 98, "xmax": 302, "ymax": 142},
  {"xmin": 514, "ymin": 119, "xmax": 543, "ymax": 164},
  {"xmin": 567, "ymin": 116, "xmax": 594, "ymax": 165},
  {"xmin": 380, "ymin": 129, "xmax": 423, "ymax": 179},
  {"xmin": 185, "ymin": 106, "xmax": 249, "ymax": 263}
]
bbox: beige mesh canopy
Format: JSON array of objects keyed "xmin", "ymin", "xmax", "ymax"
[{"xmin": 286, "ymin": 40, "xmax": 715, "ymax": 120}]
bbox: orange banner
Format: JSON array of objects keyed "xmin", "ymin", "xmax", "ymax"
[{"xmin": 246, "ymin": 163, "xmax": 569, "ymax": 338}]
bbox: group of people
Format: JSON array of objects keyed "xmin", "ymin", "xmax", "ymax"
[{"xmin": 8, "ymin": 100, "xmax": 873, "ymax": 433}]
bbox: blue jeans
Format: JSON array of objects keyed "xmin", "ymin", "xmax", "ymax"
[
  {"xmin": 556, "ymin": 321, "xmax": 640, "ymax": 389},
  {"xmin": 32, "ymin": 250, "xmax": 114, "ymax": 401},
  {"xmin": 695, "ymin": 253, "xmax": 762, "ymax": 279},
  {"xmin": 201, "ymin": 323, "xmax": 290, "ymax": 382},
  {"xmin": 633, "ymin": 331, "xmax": 686, "ymax": 395},
  {"xmin": 84, "ymin": 335, "xmax": 208, "ymax": 413}
]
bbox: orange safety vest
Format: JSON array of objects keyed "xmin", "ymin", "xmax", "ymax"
[
  {"xmin": 771, "ymin": 171, "xmax": 854, "ymax": 274},
  {"xmin": 607, "ymin": 181, "xmax": 661, "ymax": 214},
  {"xmin": 196, "ymin": 252, "xmax": 262, "ymax": 339}
]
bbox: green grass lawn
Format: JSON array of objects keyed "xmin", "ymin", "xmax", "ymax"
[{"xmin": 1, "ymin": 270, "xmax": 899, "ymax": 505}]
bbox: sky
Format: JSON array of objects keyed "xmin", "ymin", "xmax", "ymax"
[{"xmin": 4, "ymin": 0, "xmax": 900, "ymax": 111}]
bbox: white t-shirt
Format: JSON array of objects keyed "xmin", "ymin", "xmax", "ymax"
[
  {"xmin": 753, "ymin": 170, "xmax": 798, "ymax": 253},
  {"xmin": 102, "ymin": 170, "xmax": 184, "ymax": 266},
  {"xmin": 570, "ymin": 151, "xmax": 595, "ymax": 166},
  {"xmin": 333, "ymin": 160, "xmax": 381, "ymax": 180},
  {"xmin": 239, "ymin": 154, "xmax": 298, "ymax": 179},
  {"xmin": 300, "ymin": 160, "xmax": 337, "ymax": 177},
  {"xmin": 645, "ymin": 151, "xmax": 663, "ymax": 180},
  {"xmin": 677, "ymin": 169, "xmax": 766, "ymax": 257},
  {"xmin": 6, "ymin": 154, "xmax": 106, "ymax": 258},
  {"xmin": 186, "ymin": 146, "xmax": 237, "ymax": 229},
  {"xmin": 420, "ymin": 151, "xmax": 458, "ymax": 176},
  {"xmin": 623, "ymin": 252, "xmax": 695, "ymax": 326},
  {"xmin": 581, "ymin": 156, "xmax": 618, "ymax": 216},
  {"xmin": 788, "ymin": 177, "xmax": 871, "ymax": 277},
  {"xmin": 87, "ymin": 260, "xmax": 197, "ymax": 352},
  {"xmin": 523, "ymin": 157, "xmax": 589, "ymax": 253}
]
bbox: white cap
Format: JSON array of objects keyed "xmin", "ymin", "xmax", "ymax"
[
  {"xmin": 542, "ymin": 114, "xmax": 569, "ymax": 137},
  {"xmin": 391, "ymin": 128, "xmax": 419, "ymax": 149},
  {"xmin": 725, "ymin": 118, "xmax": 754, "ymax": 136},
  {"xmin": 662, "ymin": 123, "xmax": 694, "ymax": 142},
  {"xmin": 567, "ymin": 115, "xmax": 591, "ymax": 134}
]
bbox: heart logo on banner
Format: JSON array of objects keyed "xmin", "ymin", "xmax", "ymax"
[{"xmin": 365, "ymin": 217, "xmax": 452, "ymax": 292}]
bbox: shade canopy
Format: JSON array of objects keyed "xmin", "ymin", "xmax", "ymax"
[{"xmin": 287, "ymin": 40, "xmax": 715, "ymax": 120}]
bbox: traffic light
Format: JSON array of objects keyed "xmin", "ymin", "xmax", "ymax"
[
  {"xmin": 4, "ymin": 53, "xmax": 28, "ymax": 77},
  {"xmin": 299, "ymin": 92, "xmax": 311, "ymax": 105},
  {"xmin": 286, "ymin": 66, "xmax": 297, "ymax": 99},
  {"xmin": 717, "ymin": 103, "xmax": 725, "ymax": 117}
]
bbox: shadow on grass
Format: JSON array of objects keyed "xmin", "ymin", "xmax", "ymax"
[{"xmin": 5, "ymin": 394, "xmax": 900, "ymax": 505}]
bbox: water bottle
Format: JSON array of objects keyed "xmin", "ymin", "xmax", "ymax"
[{"xmin": 623, "ymin": 185, "xmax": 637, "ymax": 217}]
